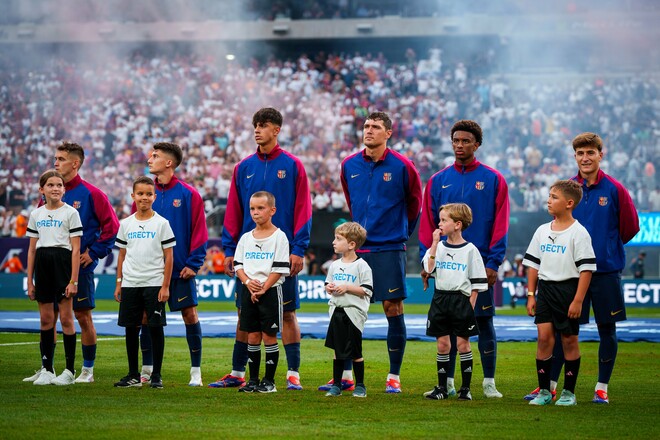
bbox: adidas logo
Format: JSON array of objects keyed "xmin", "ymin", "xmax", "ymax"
[
  {"xmin": 42, "ymin": 355, "xmax": 47, "ymax": 360},
  {"xmin": 464, "ymin": 367, "xmax": 472, "ymax": 373},
  {"xmin": 438, "ymin": 368, "xmax": 446, "ymax": 373},
  {"xmin": 247, "ymin": 359, "xmax": 253, "ymax": 363},
  {"xmin": 566, "ymin": 371, "xmax": 574, "ymax": 376},
  {"xmin": 271, "ymin": 323, "xmax": 278, "ymax": 329},
  {"xmin": 538, "ymin": 369, "xmax": 545, "ymax": 373},
  {"xmin": 266, "ymin": 360, "xmax": 275, "ymax": 365}
]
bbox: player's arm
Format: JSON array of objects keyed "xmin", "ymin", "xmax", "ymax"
[
  {"xmin": 114, "ymin": 248, "xmax": 126, "ymax": 302},
  {"xmin": 485, "ymin": 173, "xmax": 510, "ymax": 282},
  {"xmin": 404, "ymin": 159, "xmax": 423, "ymax": 238},
  {"xmin": 160, "ymin": 247, "xmax": 173, "ymax": 303},
  {"xmin": 87, "ymin": 188, "xmax": 120, "ymax": 261},
  {"xmin": 66, "ymin": 236, "xmax": 81, "ymax": 298},
  {"xmin": 290, "ymin": 160, "xmax": 313, "ymax": 275},
  {"xmin": 221, "ymin": 164, "xmax": 244, "ymax": 275},
  {"xmin": 616, "ymin": 181, "xmax": 640, "ymax": 244},
  {"xmin": 26, "ymin": 237, "xmax": 38, "ymax": 301},
  {"xmin": 470, "ymin": 289, "xmax": 478, "ymax": 309},
  {"xmin": 182, "ymin": 189, "xmax": 208, "ymax": 277},
  {"xmin": 526, "ymin": 267, "xmax": 538, "ymax": 317}
]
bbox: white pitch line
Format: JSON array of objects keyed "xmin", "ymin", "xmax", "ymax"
[{"xmin": 0, "ymin": 337, "xmax": 123, "ymax": 347}]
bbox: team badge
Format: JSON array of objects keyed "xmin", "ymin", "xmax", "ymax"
[
  {"xmin": 277, "ymin": 170, "xmax": 286, "ymax": 179},
  {"xmin": 599, "ymin": 197, "xmax": 608, "ymax": 206},
  {"xmin": 475, "ymin": 181, "xmax": 485, "ymax": 190},
  {"xmin": 383, "ymin": 173, "xmax": 392, "ymax": 182},
  {"xmin": 72, "ymin": 201, "xmax": 81, "ymax": 209},
  {"xmin": 173, "ymin": 199, "xmax": 182, "ymax": 208}
]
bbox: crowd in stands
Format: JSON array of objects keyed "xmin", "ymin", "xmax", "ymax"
[{"xmin": 0, "ymin": 46, "xmax": 658, "ymax": 238}]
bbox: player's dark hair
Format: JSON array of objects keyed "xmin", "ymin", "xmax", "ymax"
[
  {"xmin": 550, "ymin": 180, "xmax": 583, "ymax": 206},
  {"xmin": 439, "ymin": 203, "xmax": 473, "ymax": 231},
  {"xmin": 253, "ymin": 107, "xmax": 283, "ymax": 128},
  {"xmin": 335, "ymin": 221, "xmax": 367, "ymax": 249},
  {"xmin": 366, "ymin": 111, "xmax": 392, "ymax": 130},
  {"xmin": 57, "ymin": 142, "xmax": 85, "ymax": 166},
  {"xmin": 572, "ymin": 132, "xmax": 603, "ymax": 152},
  {"xmin": 450, "ymin": 120, "xmax": 483, "ymax": 145},
  {"xmin": 251, "ymin": 190, "xmax": 276, "ymax": 207},
  {"xmin": 153, "ymin": 142, "xmax": 183, "ymax": 168},
  {"xmin": 39, "ymin": 169, "xmax": 65, "ymax": 188},
  {"xmin": 133, "ymin": 176, "xmax": 155, "ymax": 191}
]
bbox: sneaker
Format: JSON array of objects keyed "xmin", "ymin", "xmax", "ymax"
[
  {"xmin": 524, "ymin": 386, "xmax": 557, "ymax": 401},
  {"xmin": 52, "ymin": 369, "xmax": 75, "ymax": 386},
  {"xmin": 75, "ymin": 367, "xmax": 94, "ymax": 383},
  {"xmin": 424, "ymin": 386, "xmax": 449, "ymax": 400},
  {"xmin": 325, "ymin": 385, "xmax": 342, "ymax": 397},
  {"xmin": 457, "ymin": 387, "xmax": 472, "ymax": 401},
  {"xmin": 24, "ymin": 367, "xmax": 49, "ymax": 383},
  {"xmin": 33, "ymin": 370, "xmax": 56, "ymax": 386},
  {"xmin": 447, "ymin": 385, "xmax": 457, "ymax": 397},
  {"xmin": 529, "ymin": 389, "xmax": 553, "ymax": 406},
  {"xmin": 238, "ymin": 379, "xmax": 259, "ymax": 393},
  {"xmin": 318, "ymin": 378, "xmax": 355, "ymax": 391},
  {"xmin": 592, "ymin": 389, "xmax": 609, "ymax": 404},
  {"xmin": 555, "ymin": 389, "xmax": 577, "ymax": 406},
  {"xmin": 353, "ymin": 384, "xmax": 367, "ymax": 398},
  {"xmin": 114, "ymin": 374, "xmax": 142, "ymax": 388},
  {"xmin": 286, "ymin": 375, "xmax": 303, "ymax": 390},
  {"xmin": 385, "ymin": 378, "xmax": 402, "ymax": 394},
  {"xmin": 256, "ymin": 378, "xmax": 277, "ymax": 393},
  {"xmin": 483, "ymin": 382, "xmax": 503, "ymax": 398},
  {"xmin": 209, "ymin": 374, "xmax": 246, "ymax": 388},
  {"xmin": 140, "ymin": 367, "xmax": 152, "ymax": 384},
  {"xmin": 188, "ymin": 368, "xmax": 203, "ymax": 387},
  {"xmin": 150, "ymin": 374, "xmax": 163, "ymax": 389}
]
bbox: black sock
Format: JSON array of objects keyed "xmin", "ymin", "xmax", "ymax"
[
  {"xmin": 564, "ymin": 357, "xmax": 581, "ymax": 393},
  {"xmin": 536, "ymin": 356, "xmax": 553, "ymax": 391},
  {"xmin": 149, "ymin": 326, "xmax": 165, "ymax": 377},
  {"xmin": 264, "ymin": 343, "xmax": 279, "ymax": 382},
  {"xmin": 247, "ymin": 344, "xmax": 261, "ymax": 381},
  {"xmin": 332, "ymin": 359, "xmax": 343, "ymax": 386},
  {"xmin": 437, "ymin": 353, "xmax": 450, "ymax": 388},
  {"xmin": 126, "ymin": 326, "xmax": 140, "ymax": 376},
  {"xmin": 459, "ymin": 351, "xmax": 473, "ymax": 389},
  {"xmin": 353, "ymin": 360, "xmax": 365, "ymax": 386},
  {"xmin": 40, "ymin": 328, "xmax": 55, "ymax": 372},
  {"xmin": 63, "ymin": 333, "xmax": 76, "ymax": 373}
]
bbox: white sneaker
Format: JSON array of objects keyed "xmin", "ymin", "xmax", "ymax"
[
  {"xmin": 75, "ymin": 367, "xmax": 94, "ymax": 383},
  {"xmin": 140, "ymin": 366, "xmax": 153, "ymax": 384},
  {"xmin": 52, "ymin": 369, "xmax": 76, "ymax": 386},
  {"xmin": 24, "ymin": 367, "xmax": 48, "ymax": 382},
  {"xmin": 188, "ymin": 367, "xmax": 203, "ymax": 387},
  {"xmin": 33, "ymin": 370, "xmax": 56, "ymax": 385},
  {"xmin": 483, "ymin": 382, "xmax": 503, "ymax": 398}
]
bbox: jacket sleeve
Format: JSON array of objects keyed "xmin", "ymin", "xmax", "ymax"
[
  {"xmin": 88, "ymin": 187, "xmax": 120, "ymax": 261},
  {"xmin": 221, "ymin": 163, "xmax": 244, "ymax": 258},
  {"xmin": 615, "ymin": 181, "xmax": 640, "ymax": 244},
  {"xmin": 186, "ymin": 188, "xmax": 208, "ymax": 272},
  {"xmin": 290, "ymin": 159, "xmax": 312, "ymax": 258},
  {"xmin": 405, "ymin": 159, "xmax": 423, "ymax": 239},
  {"xmin": 486, "ymin": 173, "xmax": 510, "ymax": 271},
  {"xmin": 418, "ymin": 177, "xmax": 438, "ymax": 261}
]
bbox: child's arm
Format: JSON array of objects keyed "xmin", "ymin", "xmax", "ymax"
[
  {"xmin": 65, "ymin": 236, "xmax": 81, "ymax": 298},
  {"xmin": 568, "ymin": 270, "xmax": 592, "ymax": 319},
  {"xmin": 425, "ymin": 229, "xmax": 442, "ymax": 273},
  {"xmin": 159, "ymin": 247, "xmax": 173, "ymax": 303},
  {"xmin": 252, "ymin": 272, "xmax": 282, "ymax": 302},
  {"xmin": 26, "ymin": 238, "xmax": 38, "ymax": 301},
  {"xmin": 526, "ymin": 267, "xmax": 539, "ymax": 317},
  {"xmin": 236, "ymin": 269, "xmax": 261, "ymax": 294},
  {"xmin": 328, "ymin": 283, "xmax": 366, "ymax": 297},
  {"xmin": 114, "ymin": 248, "xmax": 126, "ymax": 302},
  {"xmin": 470, "ymin": 289, "xmax": 478, "ymax": 309}
]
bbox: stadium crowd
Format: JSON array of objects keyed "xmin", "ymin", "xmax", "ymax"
[{"xmin": 0, "ymin": 47, "xmax": 658, "ymax": 237}]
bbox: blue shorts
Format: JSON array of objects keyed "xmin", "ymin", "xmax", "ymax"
[
  {"xmin": 73, "ymin": 271, "xmax": 96, "ymax": 311},
  {"xmin": 474, "ymin": 284, "xmax": 495, "ymax": 318},
  {"xmin": 359, "ymin": 250, "xmax": 407, "ymax": 303},
  {"xmin": 168, "ymin": 278, "xmax": 198, "ymax": 312},
  {"xmin": 579, "ymin": 272, "xmax": 626, "ymax": 325},
  {"xmin": 235, "ymin": 276, "xmax": 299, "ymax": 312}
]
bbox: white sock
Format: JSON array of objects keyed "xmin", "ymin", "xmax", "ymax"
[
  {"xmin": 141, "ymin": 365, "xmax": 153, "ymax": 374},
  {"xmin": 387, "ymin": 373, "xmax": 400, "ymax": 382},
  {"xmin": 483, "ymin": 377, "xmax": 495, "ymax": 386},
  {"xmin": 550, "ymin": 380, "xmax": 558, "ymax": 392},
  {"xmin": 447, "ymin": 377, "xmax": 455, "ymax": 389},
  {"xmin": 230, "ymin": 370, "xmax": 245, "ymax": 378},
  {"xmin": 342, "ymin": 370, "xmax": 354, "ymax": 381},
  {"xmin": 595, "ymin": 382, "xmax": 608, "ymax": 392},
  {"xmin": 190, "ymin": 366, "xmax": 201, "ymax": 375},
  {"xmin": 287, "ymin": 370, "xmax": 300, "ymax": 379}
]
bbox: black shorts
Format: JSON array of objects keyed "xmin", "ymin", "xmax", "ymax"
[
  {"xmin": 360, "ymin": 250, "xmax": 407, "ymax": 302},
  {"xmin": 73, "ymin": 272, "xmax": 96, "ymax": 311},
  {"xmin": 239, "ymin": 284, "xmax": 283, "ymax": 335},
  {"xmin": 324, "ymin": 307, "xmax": 363, "ymax": 360},
  {"xmin": 235, "ymin": 276, "xmax": 299, "ymax": 312},
  {"xmin": 118, "ymin": 286, "xmax": 167, "ymax": 327},
  {"xmin": 579, "ymin": 272, "xmax": 626, "ymax": 325},
  {"xmin": 168, "ymin": 278, "xmax": 198, "ymax": 312},
  {"xmin": 535, "ymin": 279, "xmax": 580, "ymax": 336},
  {"xmin": 426, "ymin": 290, "xmax": 479, "ymax": 338},
  {"xmin": 34, "ymin": 247, "xmax": 72, "ymax": 304}
]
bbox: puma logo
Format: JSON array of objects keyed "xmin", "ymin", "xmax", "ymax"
[
  {"xmin": 139, "ymin": 225, "xmax": 145, "ymax": 231},
  {"xmin": 447, "ymin": 253, "xmax": 455, "ymax": 260},
  {"xmin": 255, "ymin": 244, "xmax": 263, "ymax": 251},
  {"xmin": 340, "ymin": 267, "xmax": 345, "ymax": 272},
  {"xmin": 548, "ymin": 236, "xmax": 556, "ymax": 244}
]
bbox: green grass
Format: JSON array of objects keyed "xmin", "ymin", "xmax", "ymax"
[{"xmin": 1, "ymin": 333, "xmax": 658, "ymax": 439}]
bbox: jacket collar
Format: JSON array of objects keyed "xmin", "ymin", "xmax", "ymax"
[
  {"xmin": 155, "ymin": 174, "xmax": 179, "ymax": 191},
  {"xmin": 256, "ymin": 144, "xmax": 283, "ymax": 161},
  {"xmin": 452, "ymin": 158, "xmax": 480, "ymax": 172},
  {"xmin": 574, "ymin": 169, "xmax": 605, "ymax": 186},
  {"xmin": 65, "ymin": 174, "xmax": 82, "ymax": 191}
]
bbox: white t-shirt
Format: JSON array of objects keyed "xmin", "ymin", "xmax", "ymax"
[
  {"xmin": 26, "ymin": 204, "xmax": 83, "ymax": 250},
  {"xmin": 115, "ymin": 212, "xmax": 176, "ymax": 287},
  {"xmin": 234, "ymin": 228, "xmax": 290, "ymax": 286},
  {"xmin": 522, "ymin": 220, "xmax": 597, "ymax": 281},
  {"xmin": 325, "ymin": 257, "xmax": 373, "ymax": 331},
  {"xmin": 422, "ymin": 241, "xmax": 488, "ymax": 297}
]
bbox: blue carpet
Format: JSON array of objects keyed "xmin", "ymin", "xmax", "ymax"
[{"xmin": 0, "ymin": 311, "xmax": 658, "ymax": 342}]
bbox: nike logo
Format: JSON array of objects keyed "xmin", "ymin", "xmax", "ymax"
[
  {"xmin": 351, "ymin": 174, "xmax": 360, "ymax": 178},
  {"xmin": 283, "ymin": 300, "xmax": 293, "ymax": 305},
  {"xmin": 247, "ymin": 174, "xmax": 255, "ymax": 179},
  {"xmin": 482, "ymin": 305, "xmax": 493, "ymax": 310},
  {"xmin": 178, "ymin": 296, "xmax": 189, "ymax": 302},
  {"xmin": 388, "ymin": 287, "xmax": 401, "ymax": 293},
  {"xmin": 484, "ymin": 349, "xmax": 495, "ymax": 355},
  {"xmin": 77, "ymin": 297, "xmax": 88, "ymax": 302},
  {"xmin": 442, "ymin": 184, "xmax": 451, "ymax": 189},
  {"xmin": 468, "ymin": 325, "xmax": 475, "ymax": 330},
  {"xmin": 192, "ymin": 349, "xmax": 200, "ymax": 353},
  {"xmin": 388, "ymin": 348, "xmax": 400, "ymax": 352},
  {"xmin": 610, "ymin": 310, "xmax": 623, "ymax": 316}
]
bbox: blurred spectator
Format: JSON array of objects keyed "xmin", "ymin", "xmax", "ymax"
[
  {"xmin": 14, "ymin": 210, "xmax": 28, "ymax": 237},
  {"xmin": 2, "ymin": 251, "xmax": 25, "ymax": 273},
  {"xmin": 630, "ymin": 251, "xmax": 646, "ymax": 279}
]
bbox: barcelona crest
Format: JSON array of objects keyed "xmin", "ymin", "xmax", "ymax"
[
  {"xmin": 72, "ymin": 201, "xmax": 81, "ymax": 209},
  {"xmin": 599, "ymin": 197, "xmax": 608, "ymax": 206},
  {"xmin": 278, "ymin": 170, "xmax": 286, "ymax": 179},
  {"xmin": 475, "ymin": 181, "xmax": 485, "ymax": 190},
  {"xmin": 383, "ymin": 173, "xmax": 392, "ymax": 182},
  {"xmin": 173, "ymin": 199, "xmax": 182, "ymax": 208}
]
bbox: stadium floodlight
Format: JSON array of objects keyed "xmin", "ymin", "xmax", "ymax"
[
  {"xmin": 356, "ymin": 23, "xmax": 373, "ymax": 33},
  {"xmin": 272, "ymin": 25, "xmax": 290, "ymax": 35}
]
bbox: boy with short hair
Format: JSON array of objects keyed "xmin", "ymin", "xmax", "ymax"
[
  {"xmin": 234, "ymin": 191, "xmax": 290, "ymax": 393},
  {"xmin": 524, "ymin": 180, "xmax": 596, "ymax": 406},
  {"xmin": 324, "ymin": 222, "xmax": 373, "ymax": 398},
  {"xmin": 114, "ymin": 176, "xmax": 175, "ymax": 389},
  {"xmin": 421, "ymin": 203, "xmax": 488, "ymax": 401}
]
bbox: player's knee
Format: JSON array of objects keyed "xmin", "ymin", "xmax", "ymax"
[
  {"xmin": 597, "ymin": 322, "xmax": 616, "ymax": 337},
  {"xmin": 181, "ymin": 307, "xmax": 198, "ymax": 324},
  {"xmin": 74, "ymin": 310, "xmax": 93, "ymax": 328},
  {"xmin": 282, "ymin": 310, "xmax": 297, "ymax": 323}
]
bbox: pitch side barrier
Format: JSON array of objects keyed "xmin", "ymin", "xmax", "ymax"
[{"xmin": 0, "ymin": 274, "xmax": 659, "ymax": 307}]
